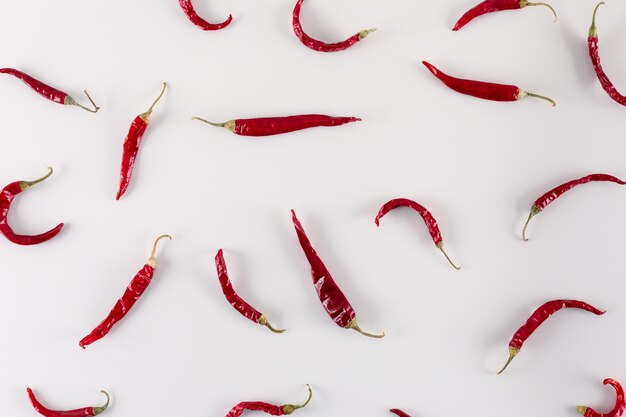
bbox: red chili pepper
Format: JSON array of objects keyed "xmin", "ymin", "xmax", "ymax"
[
  {"xmin": 178, "ymin": 0, "xmax": 232, "ymax": 31},
  {"xmin": 522, "ymin": 173, "xmax": 626, "ymax": 241},
  {"xmin": 193, "ymin": 114, "xmax": 360, "ymax": 137},
  {"xmin": 390, "ymin": 409, "xmax": 411, "ymax": 417},
  {"xmin": 215, "ymin": 249, "xmax": 285, "ymax": 333},
  {"xmin": 227, "ymin": 385, "xmax": 312, "ymax": 417},
  {"xmin": 27, "ymin": 388, "xmax": 110, "ymax": 417},
  {"xmin": 0, "ymin": 68, "xmax": 99, "ymax": 112},
  {"xmin": 0, "ymin": 167, "xmax": 64, "ymax": 246},
  {"xmin": 79, "ymin": 235, "xmax": 171, "ymax": 349},
  {"xmin": 453, "ymin": 0, "xmax": 556, "ymax": 31},
  {"xmin": 116, "ymin": 83, "xmax": 167, "ymax": 200},
  {"xmin": 422, "ymin": 61, "xmax": 556, "ymax": 106},
  {"xmin": 292, "ymin": 0, "xmax": 376, "ymax": 52},
  {"xmin": 497, "ymin": 300, "xmax": 605, "ymax": 374},
  {"xmin": 577, "ymin": 379, "xmax": 625, "ymax": 417},
  {"xmin": 375, "ymin": 198, "xmax": 460, "ymax": 270},
  {"xmin": 291, "ymin": 210, "xmax": 384, "ymax": 338}
]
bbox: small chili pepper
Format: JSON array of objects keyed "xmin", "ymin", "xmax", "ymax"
[
  {"xmin": 79, "ymin": 235, "xmax": 171, "ymax": 349},
  {"xmin": 422, "ymin": 61, "xmax": 556, "ymax": 106},
  {"xmin": 453, "ymin": 0, "xmax": 557, "ymax": 31},
  {"xmin": 497, "ymin": 300, "xmax": 605, "ymax": 375},
  {"xmin": 0, "ymin": 167, "xmax": 64, "ymax": 246},
  {"xmin": 215, "ymin": 249, "xmax": 285, "ymax": 333},
  {"xmin": 522, "ymin": 173, "xmax": 626, "ymax": 241},
  {"xmin": 116, "ymin": 83, "xmax": 167, "ymax": 200},
  {"xmin": 292, "ymin": 0, "xmax": 376, "ymax": 52},
  {"xmin": 577, "ymin": 379, "xmax": 625, "ymax": 417},
  {"xmin": 227, "ymin": 385, "xmax": 312, "ymax": 417},
  {"xmin": 178, "ymin": 0, "xmax": 232, "ymax": 31},
  {"xmin": 27, "ymin": 388, "xmax": 110, "ymax": 417},
  {"xmin": 375, "ymin": 198, "xmax": 460, "ymax": 270},
  {"xmin": 0, "ymin": 68, "xmax": 99, "ymax": 113},
  {"xmin": 390, "ymin": 409, "xmax": 411, "ymax": 417},
  {"xmin": 291, "ymin": 210, "xmax": 384, "ymax": 338}
]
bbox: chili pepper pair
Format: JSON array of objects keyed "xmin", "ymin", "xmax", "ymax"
[
  {"xmin": 227, "ymin": 385, "xmax": 312, "ymax": 417},
  {"xmin": 453, "ymin": 0, "xmax": 557, "ymax": 31},
  {"xmin": 27, "ymin": 388, "xmax": 110, "ymax": 417}
]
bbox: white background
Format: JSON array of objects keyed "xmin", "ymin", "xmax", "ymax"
[{"xmin": 1, "ymin": 0, "xmax": 626, "ymax": 416}]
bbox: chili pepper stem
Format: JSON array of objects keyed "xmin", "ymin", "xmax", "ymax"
[
  {"xmin": 497, "ymin": 347, "xmax": 520, "ymax": 375},
  {"xmin": 358, "ymin": 28, "xmax": 377, "ymax": 40},
  {"xmin": 65, "ymin": 90, "xmax": 100, "ymax": 113},
  {"xmin": 590, "ymin": 2, "xmax": 605, "ymax": 37},
  {"xmin": 19, "ymin": 167, "xmax": 53, "ymax": 191},
  {"xmin": 345, "ymin": 318, "xmax": 385, "ymax": 338},
  {"xmin": 258, "ymin": 315, "xmax": 286, "ymax": 333},
  {"xmin": 148, "ymin": 234, "xmax": 172, "ymax": 267},
  {"xmin": 518, "ymin": 91, "xmax": 556, "ymax": 106},
  {"xmin": 139, "ymin": 82, "xmax": 167, "ymax": 121},
  {"xmin": 522, "ymin": 206, "xmax": 541, "ymax": 241},
  {"xmin": 521, "ymin": 1, "xmax": 557, "ymax": 22},
  {"xmin": 192, "ymin": 117, "xmax": 236, "ymax": 132},
  {"xmin": 92, "ymin": 391, "xmax": 110, "ymax": 416},
  {"xmin": 576, "ymin": 406, "xmax": 588, "ymax": 415},
  {"xmin": 436, "ymin": 242, "xmax": 460, "ymax": 270},
  {"xmin": 283, "ymin": 385, "xmax": 313, "ymax": 415}
]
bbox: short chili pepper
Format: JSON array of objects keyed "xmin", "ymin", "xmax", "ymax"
[
  {"xmin": 0, "ymin": 68, "xmax": 99, "ymax": 112},
  {"xmin": 522, "ymin": 173, "xmax": 626, "ymax": 241},
  {"xmin": 116, "ymin": 83, "xmax": 167, "ymax": 200},
  {"xmin": 27, "ymin": 388, "xmax": 110, "ymax": 417},
  {"xmin": 497, "ymin": 299, "xmax": 605, "ymax": 375},
  {"xmin": 453, "ymin": 0, "xmax": 556, "ymax": 31},
  {"xmin": 292, "ymin": 0, "xmax": 376, "ymax": 52},
  {"xmin": 578, "ymin": 379, "xmax": 625, "ymax": 417},
  {"xmin": 291, "ymin": 210, "xmax": 384, "ymax": 338},
  {"xmin": 375, "ymin": 198, "xmax": 460, "ymax": 270},
  {"xmin": 215, "ymin": 249, "xmax": 285, "ymax": 333},
  {"xmin": 0, "ymin": 167, "xmax": 64, "ymax": 246},
  {"xmin": 422, "ymin": 61, "xmax": 556, "ymax": 106},
  {"xmin": 178, "ymin": 0, "xmax": 232, "ymax": 31},
  {"xmin": 79, "ymin": 235, "xmax": 171, "ymax": 349},
  {"xmin": 390, "ymin": 409, "xmax": 411, "ymax": 417},
  {"xmin": 227, "ymin": 385, "xmax": 312, "ymax": 417}
]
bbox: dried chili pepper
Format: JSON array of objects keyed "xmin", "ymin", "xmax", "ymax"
[
  {"xmin": 116, "ymin": 83, "xmax": 167, "ymax": 200},
  {"xmin": 27, "ymin": 388, "xmax": 110, "ymax": 417},
  {"xmin": 453, "ymin": 0, "xmax": 556, "ymax": 31},
  {"xmin": 292, "ymin": 0, "xmax": 376, "ymax": 52},
  {"xmin": 375, "ymin": 198, "xmax": 460, "ymax": 270},
  {"xmin": 79, "ymin": 235, "xmax": 171, "ymax": 349},
  {"xmin": 0, "ymin": 167, "xmax": 63, "ymax": 246},
  {"xmin": 390, "ymin": 409, "xmax": 411, "ymax": 417},
  {"xmin": 497, "ymin": 300, "xmax": 605, "ymax": 375},
  {"xmin": 227, "ymin": 385, "xmax": 312, "ymax": 417},
  {"xmin": 522, "ymin": 173, "xmax": 626, "ymax": 241},
  {"xmin": 291, "ymin": 210, "xmax": 384, "ymax": 338},
  {"xmin": 577, "ymin": 379, "xmax": 625, "ymax": 417},
  {"xmin": 178, "ymin": 0, "xmax": 232, "ymax": 31},
  {"xmin": 0, "ymin": 68, "xmax": 99, "ymax": 112},
  {"xmin": 422, "ymin": 61, "xmax": 556, "ymax": 106}
]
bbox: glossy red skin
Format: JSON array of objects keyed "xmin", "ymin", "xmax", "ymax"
[
  {"xmin": 226, "ymin": 402, "xmax": 284, "ymax": 417},
  {"xmin": 178, "ymin": 0, "xmax": 232, "ymax": 30},
  {"xmin": 453, "ymin": 0, "xmax": 521, "ymax": 30},
  {"xmin": 533, "ymin": 174, "xmax": 626, "ymax": 212},
  {"xmin": 291, "ymin": 210, "xmax": 356, "ymax": 328},
  {"xmin": 79, "ymin": 264, "xmax": 155, "ymax": 348},
  {"xmin": 233, "ymin": 115, "xmax": 360, "ymax": 136},
  {"xmin": 116, "ymin": 116, "xmax": 148, "ymax": 200},
  {"xmin": 390, "ymin": 409, "xmax": 411, "ymax": 417},
  {"xmin": 375, "ymin": 198, "xmax": 443, "ymax": 246},
  {"xmin": 215, "ymin": 249, "xmax": 263, "ymax": 323},
  {"xmin": 0, "ymin": 68, "xmax": 68, "ymax": 104},
  {"xmin": 589, "ymin": 36, "xmax": 626, "ymax": 106},
  {"xmin": 27, "ymin": 388, "xmax": 98, "ymax": 417},
  {"xmin": 582, "ymin": 379, "xmax": 625, "ymax": 417}
]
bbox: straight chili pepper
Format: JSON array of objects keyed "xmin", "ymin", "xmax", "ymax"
[
  {"xmin": 497, "ymin": 299, "xmax": 605, "ymax": 374},
  {"xmin": 522, "ymin": 173, "xmax": 626, "ymax": 241},
  {"xmin": 116, "ymin": 83, "xmax": 167, "ymax": 200},
  {"xmin": 390, "ymin": 410, "xmax": 411, "ymax": 417},
  {"xmin": 578, "ymin": 379, "xmax": 625, "ymax": 417},
  {"xmin": 453, "ymin": 0, "xmax": 556, "ymax": 31},
  {"xmin": 79, "ymin": 235, "xmax": 171, "ymax": 349},
  {"xmin": 0, "ymin": 68, "xmax": 99, "ymax": 112},
  {"xmin": 27, "ymin": 388, "xmax": 110, "ymax": 417},
  {"xmin": 227, "ymin": 385, "xmax": 312, "ymax": 417},
  {"xmin": 422, "ymin": 61, "xmax": 556, "ymax": 106},
  {"xmin": 178, "ymin": 0, "xmax": 232, "ymax": 31},
  {"xmin": 0, "ymin": 167, "xmax": 63, "ymax": 246},
  {"xmin": 291, "ymin": 210, "xmax": 384, "ymax": 338}
]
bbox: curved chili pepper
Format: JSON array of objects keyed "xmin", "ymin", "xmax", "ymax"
[
  {"xmin": 79, "ymin": 235, "xmax": 171, "ymax": 349},
  {"xmin": 292, "ymin": 0, "xmax": 376, "ymax": 52},
  {"xmin": 375, "ymin": 198, "xmax": 460, "ymax": 270},
  {"xmin": 116, "ymin": 83, "xmax": 167, "ymax": 200},
  {"xmin": 27, "ymin": 388, "xmax": 110, "ymax": 417},
  {"xmin": 291, "ymin": 210, "xmax": 384, "ymax": 338},
  {"xmin": 178, "ymin": 0, "xmax": 232, "ymax": 31},
  {"xmin": 0, "ymin": 68, "xmax": 99, "ymax": 112},
  {"xmin": 215, "ymin": 249, "xmax": 285, "ymax": 333},
  {"xmin": 422, "ymin": 61, "xmax": 556, "ymax": 106},
  {"xmin": 577, "ymin": 379, "xmax": 625, "ymax": 417},
  {"xmin": 227, "ymin": 385, "xmax": 312, "ymax": 417},
  {"xmin": 522, "ymin": 173, "xmax": 626, "ymax": 241},
  {"xmin": 453, "ymin": 0, "xmax": 556, "ymax": 31},
  {"xmin": 0, "ymin": 167, "xmax": 64, "ymax": 246},
  {"xmin": 497, "ymin": 300, "xmax": 605, "ymax": 375},
  {"xmin": 390, "ymin": 409, "xmax": 411, "ymax": 417}
]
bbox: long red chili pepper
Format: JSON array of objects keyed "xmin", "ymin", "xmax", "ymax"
[
  {"xmin": 27, "ymin": 388, "xmax": 110, "ymax": 417},
  {"xmin": 0, "ymin": 68, "xmax": 99, "ymax": 112},
  {"xmin": 578, "ymin": 379, "xmax": 626, "ymax": 417},
  {"xmin": 522, "ymin": 173, "xmax": 626, "ymax": 241},
  {"xmin": 375, "ymin": 198, "xmax": 460, "ymax": 270},
  {"xmin": 497, "ymin": 300, "xmax": 605, "ymax": 375},
  {"xmin": 453, "ymin": 0, "xmax": 556, "ymax": 31},
  {"xmin": 390, "ymin": 409, "xmax": 411, "ymax": 417},
  {"xmin": 292, "ymin": 0, "xmax": 376, "ymax": 52},
  {"xmin": 0, "ymin": 167, "xmax": 64, "ymax": 246},
  {"xmin": 79, "ymin": 235, "xmax": 171, "ymax": 349},
  {"xmin": 422, "ymin": 61, "xmax": 556, "ymax": 106},
  {"xmin": 215, "ymin": 249, "xmax": 285, "ymax": 333},
  {"xmin": 116, "ymin": 83, "xmax": 167, "ymax": 200},
  {"xmin": 178, "ymin": 0, "xmax": 232, "ymax": 31},
  {"xmin": 291, "ymin": 210, "xmax": 384, "ymax": 338},
  {"xmin": 227, "ymin": 385, "xmax": 312, "ymax": 417}
]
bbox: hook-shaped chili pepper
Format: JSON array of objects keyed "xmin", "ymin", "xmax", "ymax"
[
  {"xmin": 453, "ymin": 0, "xmax": 557, "ymax": 31},
  {"xmin": 27, "ymin": 388, "xmax": 110, "ymax": 417},
  {"xmin": 227, "ymin": 385, "xmax": 312, "ymax": 417},
  {"xmin": 390, "ymin": 410, "xmax": 411, "ymax": 417},
  {"xmin": 577, "ymin": 379, "xmax": 625, "ymax": 417},
  {"xmin": 178, "ymin": 0, "xmax": 232, "ymax": 31},
  {"xmin": 0, "ymin": 167, "xmax": 64, "ymax": 246}
]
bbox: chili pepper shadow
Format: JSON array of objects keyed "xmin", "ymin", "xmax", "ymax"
[{"xmin": 558, "ymin": 24, "xmax": 597, "ymax": 87}]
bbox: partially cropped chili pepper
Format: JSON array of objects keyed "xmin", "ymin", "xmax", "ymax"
[
  {"xmin": 178, "ymin": 0, "xmax": 232, "ymax": 31},
  {"xmin": 291, "ymin": 210, "xmax": 384, "ymax": 338},
  {"xmin": 27, "ymin": 388, "xmax": 110, "ymax": 417},
  {"xmin": 0, "ymin": 68, "xmax": 99, "ymax": 112},
  {"xmin": 292, "ymin": 0, "xmax": 376, "ymax": 52},
  {"xmin": 215, "ymin": 249, "xmax": 285, "ymax": 333},
  {"xmin": 497, "ymin": 300, "xmax": 605, "ymax": 375},
  {"xmin": 227, "ymin": 385, "xmax": 312, "ymax": 417},
  {"xmin": 116, "ymin": 83, "xmax": 167, "ymax": 200},
  {"xmin": 453, "ymin": 0, "xmax": 556, "ymax": 31},
  {"xmin": 375, "ymin": 198, "xmax": 460, "ymax": 270},
  {"xmin": 578, "ymin": 379, "xmax": 625, "ymax": 417},
  {"xmin": 522, "ymin": 173, "xmax": 626, "ymax": 241},
  {"xmin": 422, "ymin": 61, "xmax": 556, "ymax": 106},
  {"xmin": 79, "ymin": 235, "xmax": 171, "ymax": 348},
  {"xmin": 390, "ymin": 410, "xmax": 411, "ymax": 417},
  {"xmin": 0, "ymin": 167, "xmax": 63, "ymax": 246}
]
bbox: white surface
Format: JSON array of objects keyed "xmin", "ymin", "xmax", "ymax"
[{"xmin": 1, "ymin": 0, "xmax": 626, "ymax": 416}]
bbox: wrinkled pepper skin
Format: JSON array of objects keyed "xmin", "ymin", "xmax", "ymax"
[
  {"xmin": 116, "ymin": 116, "xmax": 148, "ymax": 200},
  {"xmin": 453, "ymin": 0, "xmax": 521, "ymax": 30},
  {"xmin": 215, "ymin": 249, "xmax": 263, "ymax": 323},
  {"xmin": 376, "ymin": 199, "xmax": 442, "ymax": 245},
  {"xmin": 234, "ymin": 115, "xmax": 360, "ymax": 136},
  {"xmin": 27, "ymin": 388, "xmax": 108, "ymax": 417},
  {"xmin": 578, "ymin": 379, "xmax": 625, "ymax": 417},
  {"xmin": 227, "ymin": 402, "xmax": 285, "ymax": 417},
  {"xmin": 0, "ymin": 68, "xmax": 67, "ymax": 103},
  {"xmin": 178, "ymin": 0, "xmax": 232, "ymax": 30}
]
